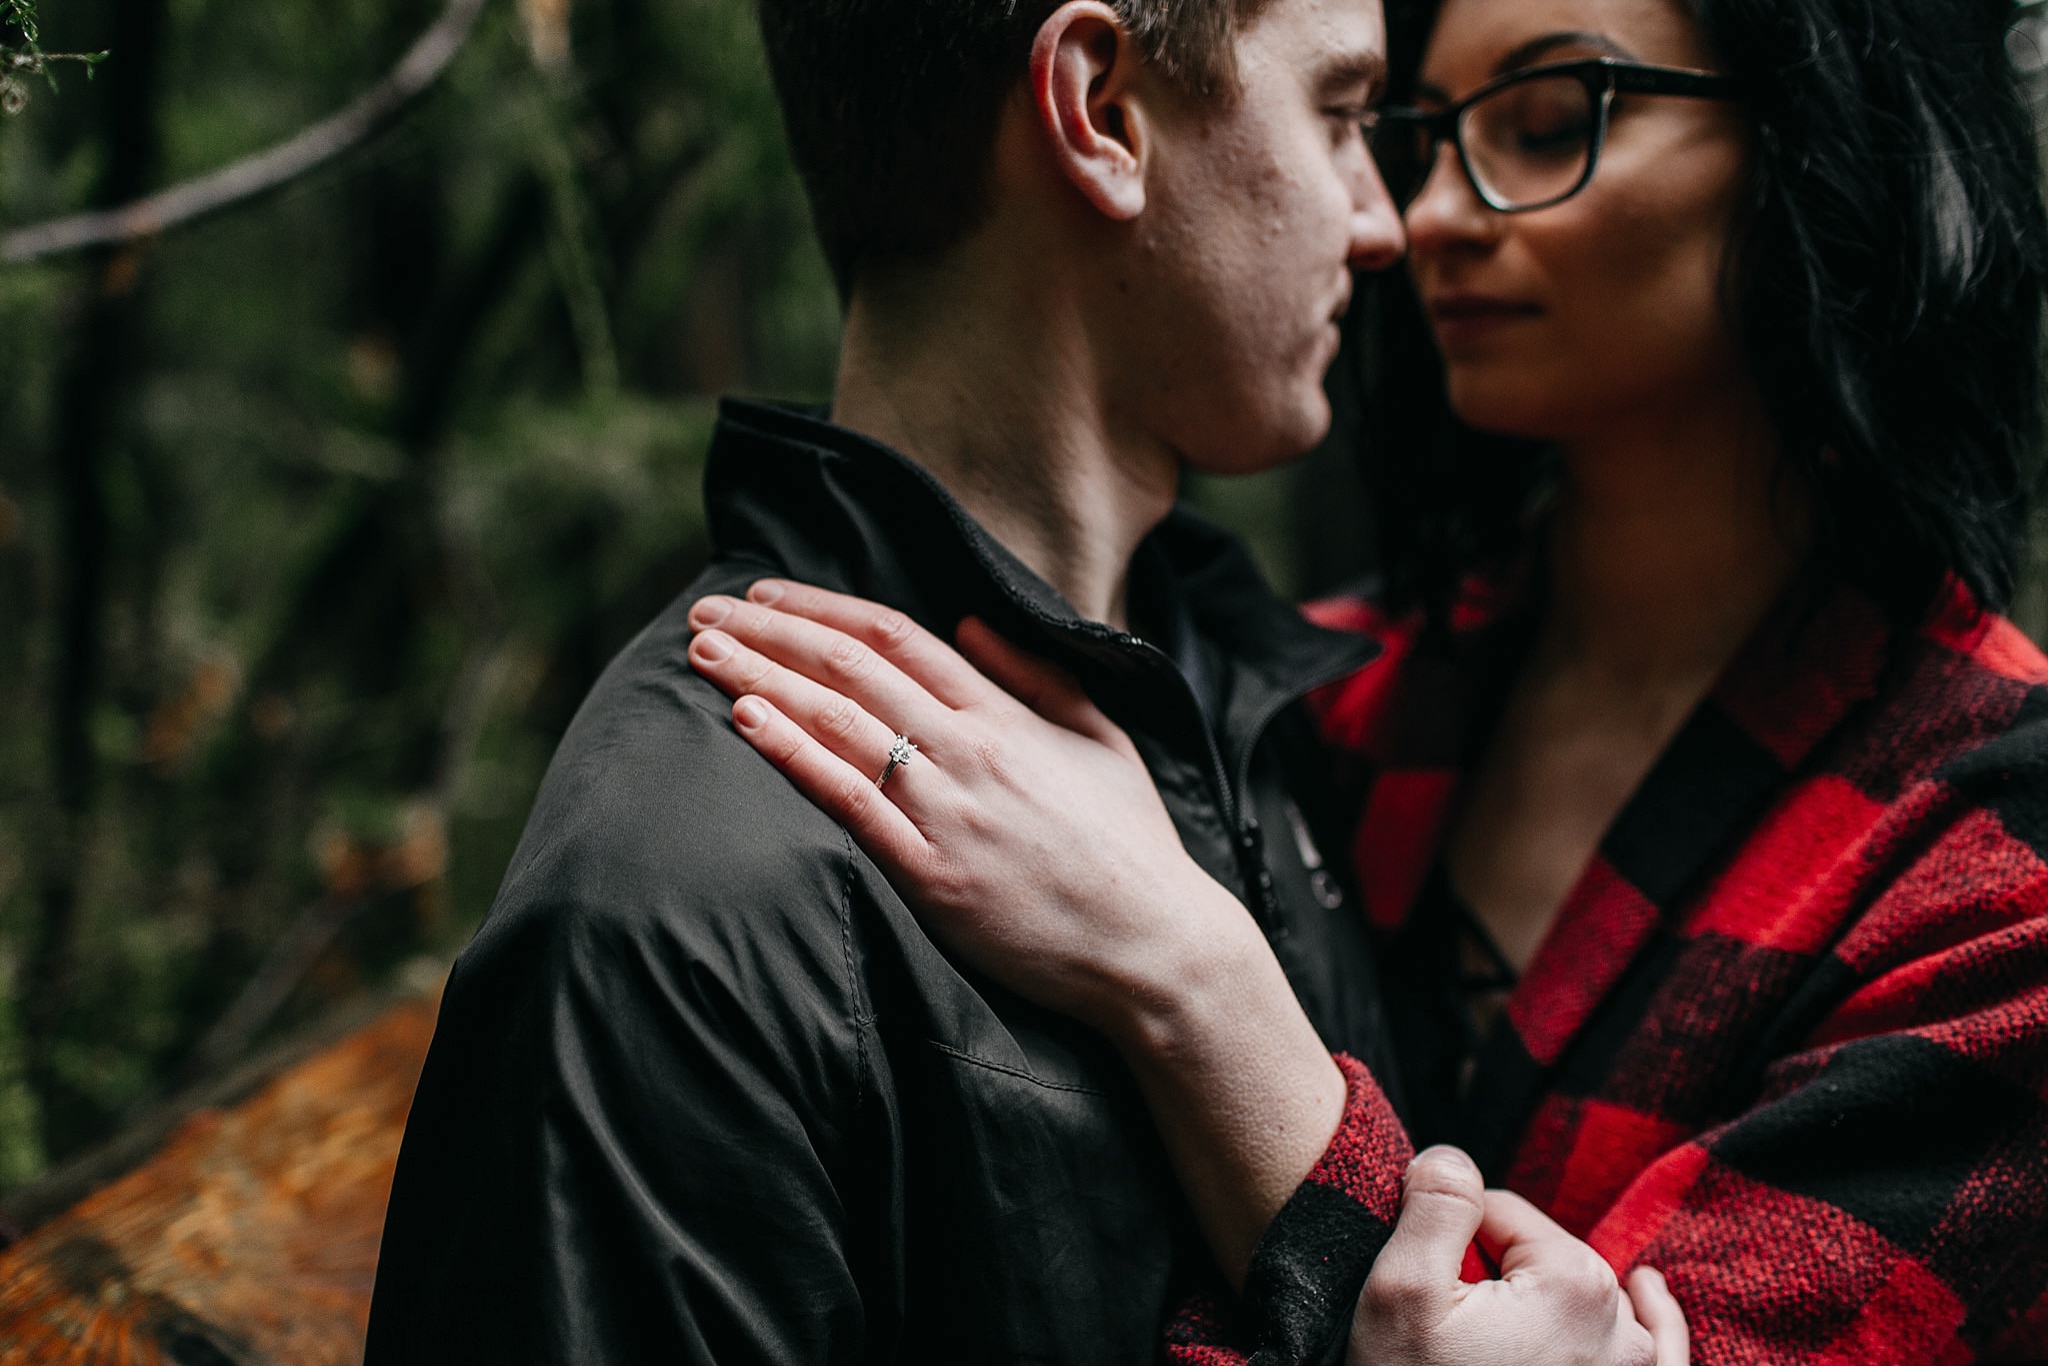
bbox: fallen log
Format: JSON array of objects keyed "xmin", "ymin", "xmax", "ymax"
[{"xmin": 0, "ymin": 987, "xmax": 439, "ymax": 1364}]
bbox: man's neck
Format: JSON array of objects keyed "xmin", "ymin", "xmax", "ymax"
[{"xmin": 829, "ymin": 264, "xmax": 1178, "ymax": 632}]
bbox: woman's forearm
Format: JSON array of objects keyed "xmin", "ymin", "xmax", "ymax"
[{"xmin": 1093, "ymin": 878, "xmax": 1350, "ymax": 1288}]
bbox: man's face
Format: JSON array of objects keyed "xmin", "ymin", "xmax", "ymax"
[{"xmin": 1113, "ymin": 0, "xmax": 1405, "ymax": 476}]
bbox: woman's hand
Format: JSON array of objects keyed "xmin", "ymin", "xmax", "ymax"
[
  {"xmin": 686, "ymin": 580, "xmax": 1349, "ymax": 1283},
  {"xmin": 1351, "ymin": 1149, "xmax": 1690, "ymax": 1366},
  {"xmin": 685, "ymin": 579, "xmax": 1257, "ymax": 1038}
]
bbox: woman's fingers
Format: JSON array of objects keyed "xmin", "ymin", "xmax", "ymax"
[
  {"xmin": 690, "ymin": 625, "xmax": 930, "ymax": 801},
  {"xmin": 1479, "ymin": 1189, "xmax": 1654, "ymax": 1364},
  {"xmin": 690, "ymin": 594, "xmax": 954, "ymax": 745},
  {"xmin": 1357, "ymin": 1147, "xmax": 1488, "ymax": 1332},
  {"xmin": 744, "ymin": 579, "xmax": 1002, "ymax": 710},
  {"xmin": 955, "ymin": 617, "xmax": 1135, "ymax": 753},
  {"xmin": 1476, "ymin": 1187, "xmax": 1594, "ymax": 1277},
  {"xmin": 1627, "ymin": 1267, "xmax": 1690, "ymax": 1364},
  {"xmin": 729, "ymin": 695, "xmax": 930, "ymax": 878}
]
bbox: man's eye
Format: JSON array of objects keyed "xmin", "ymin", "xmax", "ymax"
[{"xmin": 1326, "ymin": 107, "xmax": 1373, "ymax": 140}]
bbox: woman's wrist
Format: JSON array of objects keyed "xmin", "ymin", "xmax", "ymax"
[
  {"xmin": 1086, "ymin": 872, "xmax": 1350, "ymax": 1282},
  {"xmin": 1081, "ymin": 873, "xmax": 1278, "ymax": 1055}
]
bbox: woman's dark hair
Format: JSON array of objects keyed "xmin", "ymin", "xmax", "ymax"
[{"xmin": 1364, "ymin": 0, "xmax": 2048, "ymax": 624}]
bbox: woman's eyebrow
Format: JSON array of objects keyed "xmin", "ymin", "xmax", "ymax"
[
  {"xmin": 1492, "ymin": 30, "xmax": 1635, "ymax": 77},
  {"xmin": 1413, "ymin": 31, "xmax": 1637, "ymax": 104}
]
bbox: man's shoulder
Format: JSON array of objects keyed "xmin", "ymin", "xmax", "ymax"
[{"xmin": 478, "ymin": 563, "xmax": 872, "ymax": 968}]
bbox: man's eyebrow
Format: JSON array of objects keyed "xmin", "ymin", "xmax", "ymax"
[
  {"xmin": 1413, "ymin": 31, "xmax": 1634, "ymax": 103},
  {"xmin": 1314, "ymin": 50, "xmax": 1389, "ymax": 98}
]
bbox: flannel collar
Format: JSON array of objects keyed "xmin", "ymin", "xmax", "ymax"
[{"xmin": 1331, "ymin": 569, "xmax": 1925, "ymax": 1166}]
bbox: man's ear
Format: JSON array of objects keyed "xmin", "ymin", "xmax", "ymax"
[{"xmin": 1030, "ymin": 2, "xmax": 1151, "ymax": 222}]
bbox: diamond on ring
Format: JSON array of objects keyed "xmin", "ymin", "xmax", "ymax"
[{"xmin": 876, "ymin": 734, "xmax": 918, "ymax": 789}]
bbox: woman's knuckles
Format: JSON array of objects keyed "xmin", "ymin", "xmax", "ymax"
[
  {"xmin": 823, "ymin": 635, "xmax": 881, "ymax": 689},
  {"xmin": 961, "ymin": 735, "xmax": 1016, "ymax": 788},
  {"xmin": 733, "ymin": 650, "xmax": 785, "ymax": 696},
  {"xmin": 861, "ymin": 607, "xmax": 918, "ymax": 654},
  {"xmin": 829, "ymin": 767, "xmax": 879, "ymax": 823},
  {"xmin": 759, "ymin": 715, "xmax": 808, "ymax": 768},
  {"xmin": 814, "ymin": 694, "xmax": 866, "ymax": 744},
  {"xmin": 1558, "ymin": 1249, "xmax": 1625, "ymax": 1310}
]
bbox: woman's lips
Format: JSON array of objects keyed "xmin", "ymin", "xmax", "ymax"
[{"xmin": 1426, "ymin": 294, "xmax": 1542, "ymax": 346}]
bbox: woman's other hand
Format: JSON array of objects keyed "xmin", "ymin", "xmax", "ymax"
[
  {"xmin": 685, "ymin": 579, "xmax": 1258, "ymax": 1039},
  {"xmin": 1349, "ymin": 1148, "xmax": 1689, "ymax": 1366}
]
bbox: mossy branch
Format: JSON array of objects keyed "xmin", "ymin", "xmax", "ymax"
[{"xmin": 0, "ymin": 0, "xmax": 485, "ymax": 263}]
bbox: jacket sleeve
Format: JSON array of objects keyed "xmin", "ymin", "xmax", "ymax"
[
  {"xmin": 1168, "ymin": 816, "xmax": 2048, "ymax": 1365},
  {"xmin": 1165, "ymin": 1053, "xmax": 1415, "ymax": 1366},
  {"xmin": 364, "ymin": 768, "xmax": 881, "ymax": 1364}
]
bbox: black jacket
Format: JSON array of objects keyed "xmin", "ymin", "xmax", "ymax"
[{"xmin": 365, "ymin": 401, "xmax": 1393, "ymax": 1365}]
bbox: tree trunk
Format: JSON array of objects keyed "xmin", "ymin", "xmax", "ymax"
[{"xmin": 31, "ymin": 0, "xmax": 171, "ymax": 1159}]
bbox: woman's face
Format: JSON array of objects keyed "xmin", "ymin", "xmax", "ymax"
[{"xmin": 1404, "ymin": 0, "xmax": 1753, "ymax": 442}]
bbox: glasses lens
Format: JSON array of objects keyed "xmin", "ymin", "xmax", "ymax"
[{"xmin": 1462, "ymin": 73, "xmax": 1597, "ymax": 210}]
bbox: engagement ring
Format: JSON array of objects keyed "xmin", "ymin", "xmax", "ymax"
[{"xmin": 876, "ymin": 734, "xmax": 918, "ymax": 789}]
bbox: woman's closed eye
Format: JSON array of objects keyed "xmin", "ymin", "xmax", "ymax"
[{"xmin": 1515, "ymin": 118, "xmax": 1592, "ymax": 159}]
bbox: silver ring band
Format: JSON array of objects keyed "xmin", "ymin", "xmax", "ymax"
[{"xmin": 876, "ymin": 734, "xmax": 918, "ymax": 788}]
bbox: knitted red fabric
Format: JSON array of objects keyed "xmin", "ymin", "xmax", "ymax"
[{"xmin": 1170, "ymin": 575, "xmax": 2048, "ymax": 1364}]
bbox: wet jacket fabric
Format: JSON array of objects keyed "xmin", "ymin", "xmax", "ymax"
[
  {"xmin": 363, "ymin": 400, "xmax": 1394, "ymax": 1365},
  {"xmin": 1169, "ymin": 572, "xmax": 2048, "ymax": 1364}
]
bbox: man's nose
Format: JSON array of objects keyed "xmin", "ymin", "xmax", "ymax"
[{"xmin": 1349, "ymin": 157, "xmax": 1407, "ymax": 273}]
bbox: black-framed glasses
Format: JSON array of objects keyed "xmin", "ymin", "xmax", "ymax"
[{"xmin": 1370, "ymin": 58, "xmax": 1742, "ymax": 213}]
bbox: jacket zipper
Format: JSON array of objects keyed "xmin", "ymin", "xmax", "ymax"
[
  {"xmin": 1226, "ymin": 655, "xmax": 1374, "ymax": 928},
  {"xmin": 976, "ymin": 588, "xmax": 1371, "ymax": 931},
  {"xmin": 1117, "ymin": 632, "xmax": 1373, "ymax": 929}
]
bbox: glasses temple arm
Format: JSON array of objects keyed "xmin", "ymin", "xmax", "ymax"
[{"xmin": 1604, "ymin": 66, "xmax": 1742, "ymax": 99}]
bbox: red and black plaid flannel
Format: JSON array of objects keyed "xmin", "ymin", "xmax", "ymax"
[{"xmin": 1168, "ymin": 572, "xmax": 2048, "ymax": 1364}]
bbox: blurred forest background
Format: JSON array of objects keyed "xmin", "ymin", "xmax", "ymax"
[
  {"xmin": 0, "ymin": 0, "xmax": 1345, "ymax": 1196},
  {"xmin": 0, "ymin": 0, "xmax": 2046, "ymax": 1209},
  {"xmin": 0, "ymin": 0, "xmax": 857, "ymax": 1190}
]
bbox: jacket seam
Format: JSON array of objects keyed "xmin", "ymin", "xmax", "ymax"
[
  {"xmin": 924, "ymin": 1040, "xmax": 1110, "ymax": 1095},
  {"xmin": 841, "ymin": 830, "xmax": 873, "ymax": 1123}
]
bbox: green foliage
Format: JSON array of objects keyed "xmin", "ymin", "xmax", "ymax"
[
  {"xmin": 0, "ymin": 0, "xmax": 838, "ymax": 1180},
  {"xmin": 1, "ymin": 0, "xmax": 107, "ymax": 115}
]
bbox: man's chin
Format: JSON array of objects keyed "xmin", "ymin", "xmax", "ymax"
[{"xmin": 1179, "ymin": 400, "xmax": 1331, "ymax": 479}]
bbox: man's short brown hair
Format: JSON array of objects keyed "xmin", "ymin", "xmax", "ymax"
[{"xmin": 755, "ymin": 0, "xmax": 1271, "ymax": 301}]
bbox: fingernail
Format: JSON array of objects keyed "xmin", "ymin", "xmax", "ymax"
[
  {"xmin": 692, "ymin": 596, "xmax": 733, "ymax": 627},
  {"xmin": 1412, "ymin": 1145, "xmax": 1478, "ymax": 1176},
  {"xmin": 693, "ymin": 631, "xmax": 732, "ymax": 664},
  {"xmin": 734, "ymin": 697, "xmax": 767, "ymax": 730},
  {"xmin": 749, "ymin": 579, "xmax": 786, "ymax": 605}
]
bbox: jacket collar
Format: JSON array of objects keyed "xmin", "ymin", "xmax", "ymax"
[{"xmin": 703, "ymin": 399, "xmax": 1378, "ymax": 756}]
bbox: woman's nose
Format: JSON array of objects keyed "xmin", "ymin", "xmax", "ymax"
[{"xmin": 1402, "ymin": 142, "xmax": 1500, "ymax": 256}]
